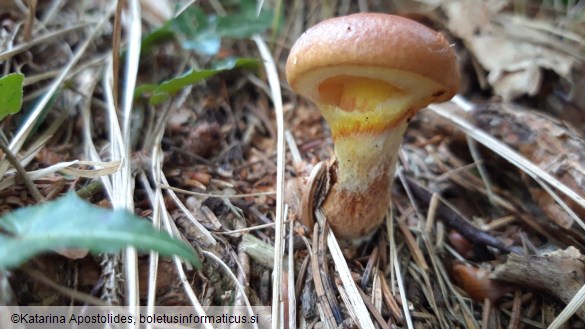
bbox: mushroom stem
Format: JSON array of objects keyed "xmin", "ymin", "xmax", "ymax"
[{"xmin": 316, "ymin": 79, "xmax": 414, "ymax": 239}]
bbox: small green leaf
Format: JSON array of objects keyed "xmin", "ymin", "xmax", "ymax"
[
  {"xmin": 0, "ymin": 73, "xmax": 24, "ymax": 121},
  {"xmin": 0, "ymin": 193, "xmax": 201, "ymax": 270},
  {"xmin": 136, "ymin": 57, "xmax": 259, "ymax": 105},
  {"xmin": 140, "ymin": 24, "xmax": 175, "ymax": 54},
  {"xmin": 172, "ymin": 6, "xmax": 221, "ymax": 56},
  {"xmin": 140, "ymin": 1, "xmax": 274, "ymax": 57},
  {"xmin": 215, "ymin": 0, "xmax": 273, "ymax": 39}
]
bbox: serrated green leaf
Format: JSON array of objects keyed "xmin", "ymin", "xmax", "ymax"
[
  {"xmin": 0, "ymin": 193, "xmax": 200, "ymax": 270},
  {"xmin": 0, "ymin": 73, "xmax": 24, "ymax": 121},
  {"xmin": 136, "ymin": 57, "xmax": 259, "ymax": 105}
]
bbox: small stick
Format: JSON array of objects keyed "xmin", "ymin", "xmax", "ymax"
[
  {"xmin": 507, "ymin": 290, "xmax": 522, "ymax": 329},
  {"xmin": 356, "ymin": 285, "xmax": 391, "ymax": 329},
  {"xmin": 319, "ymin": 223, "xmax": 343, "ymax": 324},
  {"xmin": 361, "ymin": 246, "xmax": 379, "ymax": 290},
  {"xmin": 311, "ymin": 224, "xmax": 337, "ymax": 328},
  {"xmin": 0, "ymin": 137, "xmax": 44, "ymax": 202},
  {"xmin": 397, "ymin": 215, "xmax": 429, "ymax": 271},
  {"xmin": 405, "ymin": 176, "xmax": 513, "ymax": 253},
  {"xmin": 482, "ymin": 298, "xmax": 492, "ymax": 329},
  {"xmin": 492, "ymin": 247, "xmax": 585, "ymax": 321},
  {"xmin": 379, "ymin": 270, "xmax": 403, "ymax": 323}
]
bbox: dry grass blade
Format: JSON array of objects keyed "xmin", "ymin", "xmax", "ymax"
[
  {"xmin": 315, "ymin": 209, "xmax": 376, "ymax": 329},
  {"xmin": 547, "ymin": 283, "xmax": 585, "ymax": 329},
  {"xmin": 160, "ymin": 175, "xmax": 216, "ymax": 247},
  {"xmin": 251, "ymin": 34, "xmax": 286, "ymax": 329},
  {"xmin": 160, "ymin": 184, "xmax": 275, "ymax": 198},
  {"xmin": 137, "ymin": 172, "xmax": 160, "ymax": 319},
  {"xmin": 356, "ymin": 286, "xmax": 391, "ymax": 329},
  {"xmin": 310, "ymin": 224, "xmax": 336, "ymax": 329},
  {"xmin": 0, "ymin": 11, "xmax": 114, "ymax": 179},
  {"xmin": 0, "ymin": 160, "xmax": 120, "ymax": 192},
  {"xmin": 112, "ymin": 0, "xmax": 142, "ymax": 312},
  {"xmin": 202, "ymin": 251, "xmax": 259, "ymax": 329},
  {"xmin": 0, "ymin": 22, "xmax": 92, "ymax": 62},
  {"xmin": 378, "ymin": 270, "xmax": 403, "ymax": 323},
  {"xmin": 287, "ymin": 219, "xmax": 297, "ymax": 329},
  {"xmin": 387, "ymin": 211, "xmax": 414, "ymax": 329},
  {"xmin": 428, "ymin": 97, "xmax": 585, "ymax": 223}
]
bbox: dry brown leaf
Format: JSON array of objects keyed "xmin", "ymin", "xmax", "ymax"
[{"xmin": 442, "ymin": 0, "xmax": 579, "ymax": 100}]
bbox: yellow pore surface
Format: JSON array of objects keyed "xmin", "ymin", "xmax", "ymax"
[{"xmin": 317, "ymin": 76, "xmax": 413, "ymax": 139}]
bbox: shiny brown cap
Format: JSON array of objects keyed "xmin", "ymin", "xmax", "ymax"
[{"xmin": 286, "ymin": 13, "xmax": 460, "ymax": 107}]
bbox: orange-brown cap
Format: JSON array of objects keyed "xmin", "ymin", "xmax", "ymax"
[{"xmin": 286, "ymin": 13, "xmax": 460, "ymax": 109}]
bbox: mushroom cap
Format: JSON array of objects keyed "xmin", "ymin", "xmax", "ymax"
[{"xmin": 286, "ymin": 13, "xmax": 460, "ymax": 109}]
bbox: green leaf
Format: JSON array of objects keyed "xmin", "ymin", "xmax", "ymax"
[
  {"xmin": 215, "ymin": 0, "xmax": 273, "ymax": 39},
  {"xmin": 136, "ymin": 57, "xmax": 259, "ymax": 105},
  {"xmin": 0, "ymin": 193, "xmax": 201, "ymax": 270},
  {"xmin": 172, "ymin": 6, "xmax": 221, "ymax": 56},
  {"xmin": 0, "ymin": 73, "xmax": 24, "ymax": 121},
  {"xmin": 140, "ymin": 24, "xmax": 175, "ymax": 54},
  {"xmin": 141, "ymin": 1, "xmax": 273, "ymax": 57}
]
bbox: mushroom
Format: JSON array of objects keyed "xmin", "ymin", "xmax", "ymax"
[{"xmin": 286, "ymin": 13, "xmax": 460, "ymax": 239}]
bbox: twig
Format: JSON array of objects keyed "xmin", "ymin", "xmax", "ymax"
[
  {"xmin": 356, "ymin": 286, "xmax": 391, "ymax": 329},
  {"xmin": 482, "ymin": 298, "xmax": 492, "ymax": 329},
  {"xmin": 361, "ymin": 246, "xmax": 379, "ymax": 290},
  {"xmin": 405, "ymin": 176, "xmax": 513, "ymax": 254},
  {"xmin": 252, "ymin": 34, "xmax": 286, "ymax": 329},
  {"xmin": 507, "ymin": 290, "xmax": 522, "ymax": 329},
  {"xmin": 23, "ymin": 0, "xmax": 37, "ymax": 42},
  {"xmin": 379, "ymin": 270, "xmax": 403, "ymax": 323},
  {"xmin": 0, "ymin": 136, "xmax": 44, "ymax": 202},
  {"xmin": 311, "ymin": 224, "xmax": 337, "ymax": 329}
]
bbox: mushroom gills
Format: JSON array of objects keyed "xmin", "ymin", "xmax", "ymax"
[{"xmin": 316, "ymin": 76, "xmax": 419, "ymax": 139}]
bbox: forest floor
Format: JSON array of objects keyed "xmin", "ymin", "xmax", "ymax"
[{"xmin": 1, "ymin": 0, "xmax": 585, "ymax": 328}]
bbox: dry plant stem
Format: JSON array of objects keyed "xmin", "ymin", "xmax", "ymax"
[
  {"xmin": 137, "ymin": 173, "xmax": 160, "ymax": 314},
  {"xmin": 319, "ymin": 223, "xmax": 343, "ymax": 324},
  {"xmin": 482, "ymin": 298, "xmax": 492, "ymax": 329},
  {"xmin": 360, "ymin": 246, "xmax": 379, "ymax": 289},
  {"xmin": 431, "ymin": 99, "xmax": 585, "ymax": 219},
  {"xmin": 241, "ymin": 234, "xmax": 278, "ymax": 270},
  {"xmin": 295, "ymin": 254, "xmax": 310, "ymax": 298},
  {"xmin": 287, "ymin": 219, "xmax": 296, "ymax": 329},
  {"xmin": 112, "ymin": 0, "xmax": 125, "ymax": 111},
  {"xmin": 379, "ymin": 270, "xmax": 403, "ymax": 323},
  {"xmin": 300, "ymin": 161, "xmax": 328, "ymax": 230},
  {"xmin": 23, "ymin": 0, "xmax": 36, "ymax": 41},
  {"xmin": 315, "ymin": 209, "xmax": 376, "ymax": 329},
  {"xmin": 406, "ymin": 176, "xmax": 512, "ymax": 253},
  {"xmin": 371, "ymin": 271, "xmax": 383, "ymax": 317},
  {"xmin": 445, "ymin": 165, "xmax": 578, "ymax": 248},
  {"xmin": 0, "ymin": 137, "xmax": 44, "ymax": 202},
  {"xmin": 252, "ymin": 34, "xmax": 286, "ymax": 329},
  {"xmin": 311, "ymin": 224, "xmax": 337, "ymax": 328},
  {"xmin": 1, "ymin": 9, "xmax": 114, "ymax": 179},
  {"xmin": 356, "ymin": 287, "xmax": 391, "ymax": 329},
  {"xmin": 0, "ymin": 22, "xmax": 92, "ymax": 62},
  {"xmin": 507, "ymin": 290, "xmax": 522, "ymax": 329},
  {"xmin": 492, "ymin": 247, "xmax": 585, "ymax": 321},
  {"xmin": 397, "ymin": 216, "xmax": 429, "ymax": 271}
]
